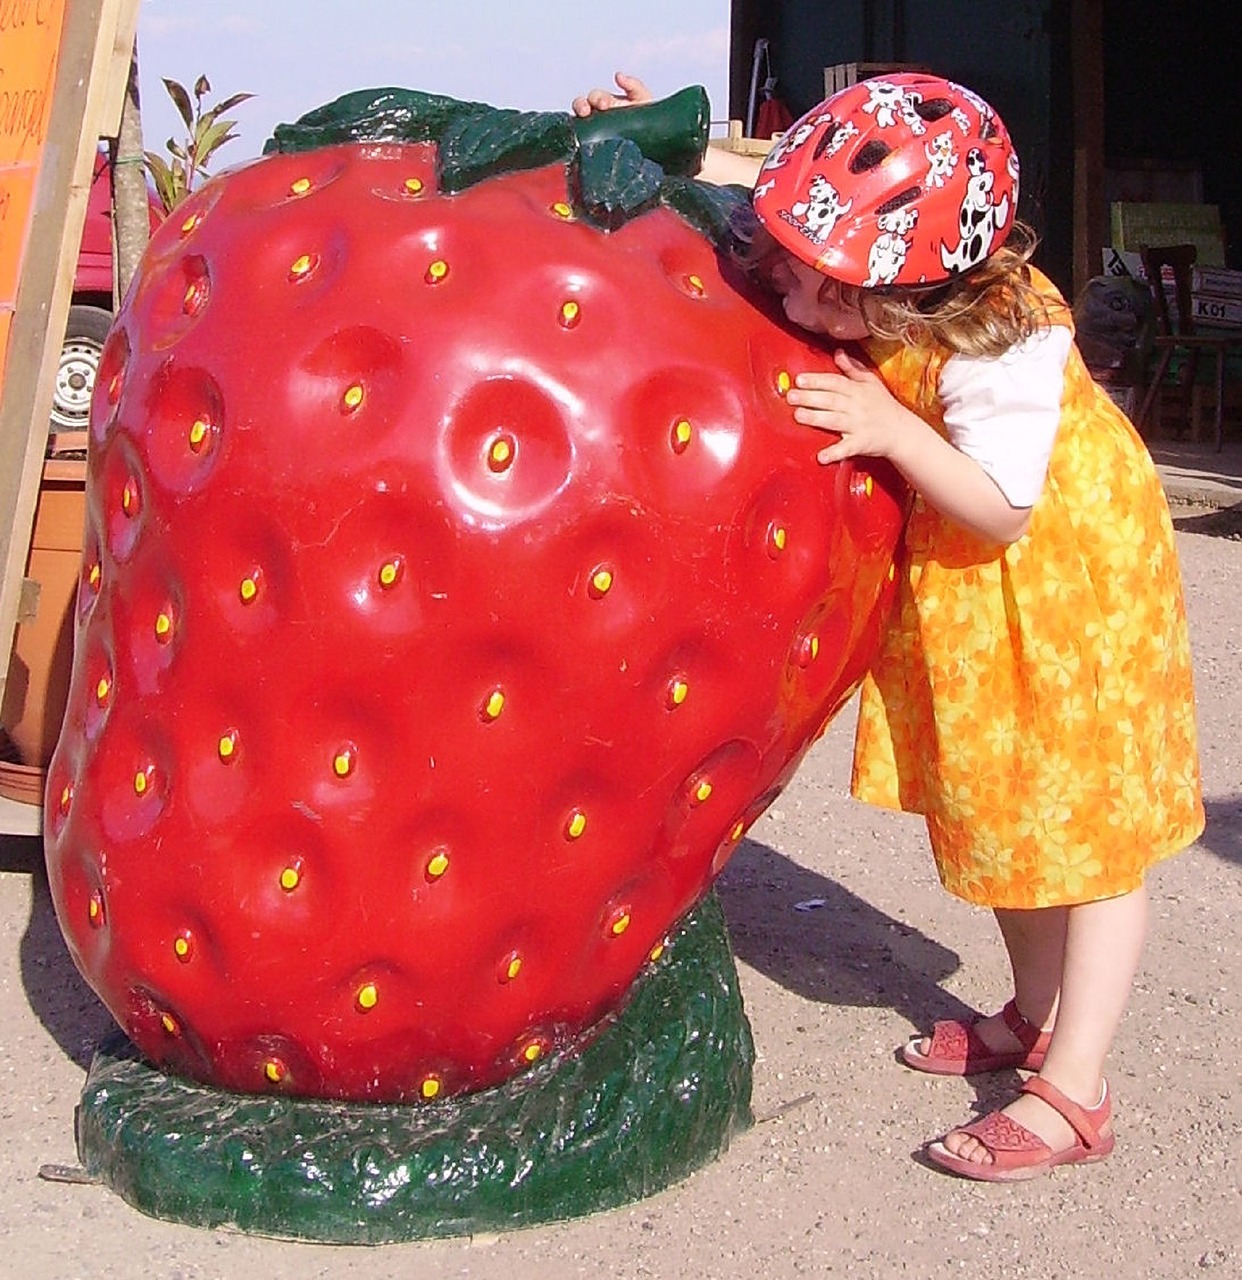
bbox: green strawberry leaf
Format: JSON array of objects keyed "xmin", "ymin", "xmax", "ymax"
[
  {"xmin": 264, "ymin": 85, "xmax": 739, "ymax": 251},
  {"xmin": 572, "ymin": 138, "xmax": 665, "ymax": 231},
  {"xmin": 437, "ymin": 109, "xmax": 576, "ymax": 194}
]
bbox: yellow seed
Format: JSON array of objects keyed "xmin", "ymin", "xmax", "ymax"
[
  {"xmin": 566, "ymin": 811, "xmax": 587, "ymax": 840},
  {"xmin": 180, "ymin": 212, "xmax": 200, "ymax": 234},
  {"xmin": 357, "ymin": 982, "xmax": 378, "ymax": 1010},
  {"xmin": 88, "ymin": 895, "xmax": 101, "ymax": 922},
  {"xmin": 122, "ymin": 482, "xmax": 137, "ymax": 513},
  {"xmin": 342, "ymin": 383, "xmax": 364, "ymax": 411},
  {"xmin": 333, "ymin": 750, "xmax": 354, "ymax": 777},
  {"xmin": 649, "ymin": 942, "xmax": 666, "ymax": 963},
  {"xmin": 425, "ymin": 259, "xmax": 449, "ymax": 283},
  {"xmin": 668, "ymin": 678, "xmax": 689, "ymax": 708},
  {"xmin": 772, "ymin": 525, "xmax": 788, "ymax": 551},
  {"xmin": 160, "ymin": 1013, "xmax": 178, "ymax": 1035},
  {"xmin": 421, "ymin": 1076, "xmax": 441, "ymax": 1099},
  {"xmin": 218, "ymin": 732, "xmax": 237, "ymax": 760},
  {"xmin": 265, "ymin": 1059, "xmax": 285, "ymax": 1082},
  {"xmin": 559, "ymin": 300, "xmax": 581, "ymax": 327},
  {"xmin": 591, "ymin": 568, "xmax": 613, "ymax": 596},
  {"xmin": 379, "ymin": 560, "xmax": 401, "ymax": 588},
  {"xmin": 611, "ymin": 912, "xmax": 631, "ymax": 936},
  {"xmin": 888, "ymin": 563, "xmax": 896, "ymax": 582},
  {"xmin": 403, "ymin": 177, "xmax": 424, "ymax": 195},
  {"xmin": 134, "ymin": 770, "xmax": 148, "ymax": 795},
  {"xmin": 483, "ymin": 689, "xmax": 505, "ymax": 720},
  {"xmin": 488, "ymin": 437, "xmax": 513, "ymax": 470},
  {"xmin": 506, "ymin": 956, "xmax": 523, "ymax": 981},
  {"xmin": 427, "ymin": 850, "xmax": 450, "ymax": 878},
  {"xmin": 290, "ymin": 253, "xmax": 314, "ymax": 277},
  {"xmin": 687, "ymin": 273, "xmax": 705, "ymax": 295},
  {"xmin": 59, "ymin": 785, "xmax": 72, "ymax": 813},
  {"xmin": 290, "ymin": 177, "xmax": 312, "ymax": 195},
  {"xmin": 240, "ymin": 575, "xmax": 259, "ymax": 602},
  {"xmin": 777, "ymin": 370, "xmax": 792, "ymax": 395},
  {"xmin": 96, "ymin": 676, "xmax": 111, "ymax": 703},
  {"xmin": 174, "ymin": 936, "xmax": 190, "ymax": 958},
  {"xmin": 864, "ymin": 474, "xmax": 874, "ymax": 497},
  {"xmin": 88, "ymin": 563, "xmax": 101, "ymax": 588},
  {"xmin": 155, "ymin": 612, "xmax": 172, "ymax": 639},
  {"xmin": 674, "ymin": 419, "xmax": 693, "ymax": 448},
  {"xmin": 695, "ymin": 779, "xmax": 713, "ymax": 803},
  {"xmin": 523, "ymin": 1041, "xmax": 543, "ymax": 1063},
  {"xmin": 280, "ymin": 866, "xmax": 301, "ymax": 891},
  {"xmin": 731, "ymin": 820, "xmax": 746, "ymax": 841},
  {"xmin": 551, "ymin": 201, "xmax": 573, "ymax": 218}
]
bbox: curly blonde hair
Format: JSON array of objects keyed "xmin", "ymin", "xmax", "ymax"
[
  {"xmin": 735, "ymin": 217, "xmax": 1061, "ymax": 359},
  {"xmin": 857, "ymin": 221, "xmax": 1064, "ymax": 357}
]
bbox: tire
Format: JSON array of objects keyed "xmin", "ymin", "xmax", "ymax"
[{"xmin": 51, "ymin": 304, "xmax": 114, "ymax": 431}]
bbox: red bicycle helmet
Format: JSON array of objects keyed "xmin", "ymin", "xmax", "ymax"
[{"xmin": 751, "ymin": 73, "xmax": 1020, "ymax": 288}]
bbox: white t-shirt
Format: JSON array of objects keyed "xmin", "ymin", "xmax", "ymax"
[{"xmin": 937, "ymin": 325, "xmax": 1073, "ymax": 508}]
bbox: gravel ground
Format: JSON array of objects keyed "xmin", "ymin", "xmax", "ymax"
[{"xmin": 1, "ymin": 511, "xmax": 1238, "ymax": 1280}]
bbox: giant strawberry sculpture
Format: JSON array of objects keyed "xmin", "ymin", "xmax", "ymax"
[{"xmin": 45, "ymin": 87, "xmax": 906, "ymax": 1121}]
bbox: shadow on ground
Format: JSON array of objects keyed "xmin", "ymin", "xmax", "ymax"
[
  {"xmin": 1203, "ymin": 794, "xmax": 1242, "ymax": 867},
  {"xmin": 715, "ymin": 838, "xmax": 973, "ymax": 1033},
  {"xmin": 1171, "ymin": 499, "xmax": 1242, "ymax": 539},
  {"xmin": 2, "ymin": 835, "xmax": 113, "ymax": 1069}
]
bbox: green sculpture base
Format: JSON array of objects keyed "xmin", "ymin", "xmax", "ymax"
[{"xmin": 75, "ymin": 892, "xmax": 753, "ymax": 1243}]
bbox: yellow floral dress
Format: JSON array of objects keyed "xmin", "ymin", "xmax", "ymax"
[{"xmin": 851, "ymin": 272, "xmax": 1205, "ymax": 909}]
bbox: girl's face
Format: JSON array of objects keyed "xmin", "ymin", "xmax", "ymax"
[{"xmin": 768, "ymin": 253, "xmax": 870, "ymax": 341}]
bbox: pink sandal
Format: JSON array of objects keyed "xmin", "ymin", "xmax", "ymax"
[
  {"xmin": 926, "ymin": 1076, "xmax": 1115, "ymax": 1182},
  {"xmin": 901, "ymin": 999, "xmax": 1051, "ymax": 1075}
]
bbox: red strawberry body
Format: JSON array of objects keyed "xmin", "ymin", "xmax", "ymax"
[{"xmin": 44, "ymin": 138, "xmax": 906, "ymax": 1101}]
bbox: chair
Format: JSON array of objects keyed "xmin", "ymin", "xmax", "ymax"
[{"xmin": 1135, "ymin": 243, "xmax": 1242, "ymax": 451}]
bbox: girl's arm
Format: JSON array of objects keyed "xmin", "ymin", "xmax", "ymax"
[{"xmin": 787, "ymin": 350, "xmax": 1035, "ymax": 544}]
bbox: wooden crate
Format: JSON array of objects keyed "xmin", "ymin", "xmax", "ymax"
[{"xmin": 824, "ymin": 62, "xmax": 930, "ymax": 95}]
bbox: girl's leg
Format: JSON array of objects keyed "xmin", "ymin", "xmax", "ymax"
[
  {"xmin": 942, "ymin": 883, "xmax": 1149, "ymax": 1163},
  {"xmin": 911, "ymin": 904, "xmax": 1065, "ymax": 1058}
]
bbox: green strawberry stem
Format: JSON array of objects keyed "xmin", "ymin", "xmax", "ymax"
[
  {"xmin": 264, "ymin": 84, "xmax": 732, "ymax": 239},
  {"xmin": 567, "ymin": 85, "xmax": 709, "ymax": 177}
]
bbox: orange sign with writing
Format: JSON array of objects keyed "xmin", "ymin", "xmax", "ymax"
[{"xmin": 0, "ymin": 0, "xmax": 67, "ymax": 376}]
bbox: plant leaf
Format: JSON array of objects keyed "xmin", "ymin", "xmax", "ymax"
[
  {"xmin": 212, "ymin": 92, "xmax": 255, "ymax": 116},
  {"xmin": 195, "ymin": 118, "xmax": 237, "ymax": 166},
  {"xmin": 162, "ymin": 78, "xmax": 194, "ymax": 131},
  {"xmin": 193, "ymin": 74, "xmax": 211, "ymax": 99}
]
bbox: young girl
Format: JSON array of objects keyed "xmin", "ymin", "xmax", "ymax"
[{"xmin": 574, "ymin": 72, "xmax": 1205, "ymax": 1181}]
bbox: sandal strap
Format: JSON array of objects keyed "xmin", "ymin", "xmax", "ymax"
[
  {"xmin": 1000, "ymin": 999, "xmax": 1047, "ymax": 1053},
  {"xmin": 1021, "ymin": 1076, "xmax": 1110, "ymax": 1151}
]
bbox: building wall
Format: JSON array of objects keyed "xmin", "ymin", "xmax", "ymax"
[{"xmin": 734, "ymin": 0, "xmax": 1070, "ymax": 288}]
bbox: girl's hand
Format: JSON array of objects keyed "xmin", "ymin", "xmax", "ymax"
[
  {"xmin": 571, "ymin": 72, "xmax": 653, "ymax": 118},
  {"xmin": 786, "ymin": 349, "xmax": 920, "ymax": 464}
]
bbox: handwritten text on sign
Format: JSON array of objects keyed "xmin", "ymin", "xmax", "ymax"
[{"xmin": 0, "ymin": 0, "xmax": 68, "ymax": 363}]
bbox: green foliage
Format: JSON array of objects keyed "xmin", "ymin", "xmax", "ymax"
[{"xmin": 144, "ymin": 74, "xmax": 253, "ymax": 213}]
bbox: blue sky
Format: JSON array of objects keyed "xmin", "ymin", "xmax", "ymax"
[{"xmin": 136, "ymin": 0, "xmax": 731, "ymax": 168}]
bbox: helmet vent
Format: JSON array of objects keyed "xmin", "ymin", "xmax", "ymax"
[
  {"xmin": 812, "ymin": 120, "xmax": 842, "ymax": 159},
  {"xmin": 915, "ymin": 97, "xmax": 955, "ymax": 122},
  {"xmin": 876, "ymin": 186, "xmax": 922, "ymax": 216},
  {"xmin": 849, "ymin": 140, "xmax": 891, "ymax": 173}
]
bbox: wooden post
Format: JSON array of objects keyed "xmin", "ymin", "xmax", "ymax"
[
  {"xmin": 1071, "ymin": 0, "xmax": 1106, "ymax": 299},
  {"xmin": 0, "ymin": 0, "xmax": 140, "ymax": 830}
]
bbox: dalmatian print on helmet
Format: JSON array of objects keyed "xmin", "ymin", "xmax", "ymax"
[{"xmin": 752, "ymin": 73, "xmax": 1020, "ymax": 288}]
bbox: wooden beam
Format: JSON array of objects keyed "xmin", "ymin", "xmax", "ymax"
[
  {"xmin": 1071, "ymin": 0, "xmax": 1106, "ymax": 297},
  {"xmin": 0, "ymin": 0, "xmax": 140, "ymax": 756}
]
